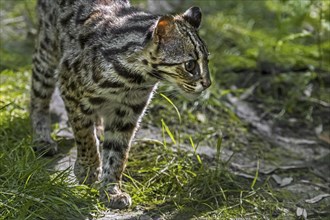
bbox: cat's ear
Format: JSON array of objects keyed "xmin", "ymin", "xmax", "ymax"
[
  {"xmin": 153, "ymin": 15, "xmax": 175, "ymax": 43},
  {"xmin": 182, "ymin": 6, "xmax": 202, "ymax": 29}
]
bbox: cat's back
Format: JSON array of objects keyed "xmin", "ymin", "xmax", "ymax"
[
  {"xmin": 37, "ymin": 0, "xmax": 158, "ymax": 56},
  {"xmin": 37, "ymin": 0, "xmax": 129, "ymax": 40}
]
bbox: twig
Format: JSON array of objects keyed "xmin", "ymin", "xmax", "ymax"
[
  {"xmin": 299, "ymin": 97, "xmax": 330, "ymax": 108},
  {"xmin": 1, "ymin": 16, "xmax": 25, "ymax": 25}
]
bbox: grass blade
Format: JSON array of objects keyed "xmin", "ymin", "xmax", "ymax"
[
  {"xmin": 251, "ymin": 160, "xmax": 259, "ymax": 190},
  {"xmin": 160, "ymin": 93, "xmax": 182, "ymax": 124},
  {"xmin": 161, "ymin": 119, "xmax": 176, "ymax": 145}
]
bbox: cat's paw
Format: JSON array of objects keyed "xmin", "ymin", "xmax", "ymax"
[
  {"xmin": 33, "ymin": 139, "xmax": 58, "ymax": 156},
  {"xmin": 74, "ymin": 161, "xmax": 101, "ymax": 185},
  {"xmin": 101, "ymin": 191, "xmax": 132, "ymax": 209}
]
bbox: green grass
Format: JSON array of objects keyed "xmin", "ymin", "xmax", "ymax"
[
  {"xmin": 196, "ymin": 0, "xmax": 330, "ymax": 133},
  {"xmin": 1, "ymin": 0, "xmax": 329, "ymax": 219},
  {"xmin": 0, "ymin": 70, "xmax": 102, "ymax": 219},
  {"xmin": 124, "ymin": 141, "xmax": 288, "ymax": 219},
  {"xmin": 0, "ymin": 69, "xmax": 288, "ymax": 219}
]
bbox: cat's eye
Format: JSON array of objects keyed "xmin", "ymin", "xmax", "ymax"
[{"xmin": 184, "ymin": 60, "xmax": 197, "ymax": 73}]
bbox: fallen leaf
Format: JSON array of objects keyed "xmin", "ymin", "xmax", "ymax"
[
  {"xmin": 296, "ymin": 207, "xmax": 307, "ymax": 219},
  {"xmin": 305, "ymin": 193, "xmax": 330, "ymax": 204},
  {"xmin": 271, "ymin": 174, "xmax": 282, "ymax": 185},
  {"xmin": 280, "ymin": 177, "xmax": 293, "ymax": 187},
  {"xmin": 271, "ymin": 175, "xmax": 293, "ymax": 187},
  {"xmin": 262, "ymin": 164, "xmax": 308, "ymax": 175}
]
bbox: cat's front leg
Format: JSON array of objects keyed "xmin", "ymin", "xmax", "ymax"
[
  {"xmin": 100, "ymin": 114, "xmax": 138, "ymax": 209},
  {"xmin": 72, "ymin": 122, "xmax": 102, "ymax": 186},
  {"xmin": 71, "ymin": 116, "xmax": 102, "ymax": 185},
  {"xmin": 62, "ymin": 96, "xmax": 102, "ymax": 185}
]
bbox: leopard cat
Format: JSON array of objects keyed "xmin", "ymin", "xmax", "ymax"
[{"xmin": 31, "ymin": 0, "xmax": 211, "ymax": 209}]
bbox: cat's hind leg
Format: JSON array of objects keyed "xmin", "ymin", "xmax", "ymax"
[{"xmin": 30, "ymin": 28, "xmax": 58, "ymax": 156}]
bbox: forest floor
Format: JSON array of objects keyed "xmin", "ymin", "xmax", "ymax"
[{"xmin": 1, "ymin": 0, "xmax": 329, "ymax": 219}]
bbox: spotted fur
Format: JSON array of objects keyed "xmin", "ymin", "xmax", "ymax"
[{"xmin": 31, "ymin": 0, "xmax": 211, "ymax": 209}]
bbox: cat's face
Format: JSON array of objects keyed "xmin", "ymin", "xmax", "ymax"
[{"xmin": 148, "ymin": 7, "xmax": 211, "ymax": 98}]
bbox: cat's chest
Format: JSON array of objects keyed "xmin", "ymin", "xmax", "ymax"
[
  {"xmin": 87, "ymin": 84, "xmax": 157, "ymax": 118},
  {"xmin": 115, "ymin": 87, "xmax": 154, "ymax": 102},
  {"xmin": 85, "ymin": 84, "xmax": 157, "ymax": 108}
]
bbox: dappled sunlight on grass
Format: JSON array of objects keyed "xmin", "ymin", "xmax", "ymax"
[
  {"xmin": 0, "ymin": 69, "xmax": 102, "ymax": 219},
  {"xmin": 1, "ymin": 0, "xmax": 329, "ymax": 219}
]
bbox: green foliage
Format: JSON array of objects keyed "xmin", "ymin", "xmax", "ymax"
[
  {"xmin": 0, "ymin": 0, "xmax": 329, "ymax": 219},
  {"xmin": 194, "ymin": 0, "xmax": 330, "ymax": 126},
  {"xmin": 201, "ymin": 0, "xmax": 329, "ymax": 74},
  {"xmin": 0, "ymin": 0, "xmax": 36, "ymax": 70},
  {"xmin": 125, "ymin": 137, "xmax": 288, "ymax": 219},
  {"xmin": 0, "ymin": 69, "xmax": 102, "ymax": 220}
]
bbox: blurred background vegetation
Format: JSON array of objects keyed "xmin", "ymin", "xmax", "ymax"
[
  {"xmin": 0, "ymin": 0, "xmax": 329, "ymax": 219},
  {"xmin": 1, "ymin": 0, "xmax": 329, "ymax": 126}
]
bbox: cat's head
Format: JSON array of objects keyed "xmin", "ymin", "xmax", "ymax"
[{"xmin": 146, "ymin": 7, "xmax": 211, "ymax": 98}]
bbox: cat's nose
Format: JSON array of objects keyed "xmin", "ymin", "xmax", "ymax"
[{"xmin": 201, "ymin": 78, "xmax": 211, "ymax": 89}]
